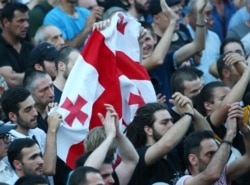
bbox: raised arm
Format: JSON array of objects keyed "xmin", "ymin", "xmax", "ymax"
[
  {"xmin": 174, "ymin": 0, "xmax": 206, "ymax": 64},
  {"xmin": 210, "ymin": 54, "xmax": 250, "ymax": 127},
  {"xmin": 65, "ymin": 6, "xmax": 104, "ymax": 48},
  {"xmin": 184, "ymin": 106, "xmax": 237, "ymax": 185},
  {"xmin": 114, "ymin": 125, "xmax": 139, "ymax": 185},
  {"xmin": 141, "ymin": 0, "xmax": 177, "ymax": 70},
  {"xmin": 42, "ymin": 111, "xmax": 61, "ymax": 175},
  {"xmin": 227, "ymin": 104, "xmax": 250, "ymax": 181},
  {"xmin": 145, "ymin": 92, "xmax": 194, "ymax": 165},
  {"xmin": 84, "ymin": 104, "xmax": 116, "ymax": 169}
]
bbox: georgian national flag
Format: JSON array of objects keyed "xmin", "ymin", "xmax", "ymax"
[{"xmin": 56, "ymin": 12, "xmax": 156, "ymax": 169}]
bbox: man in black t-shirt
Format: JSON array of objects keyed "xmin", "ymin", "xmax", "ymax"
[{"xmin": 0, "ymin": 2, "xmax": 33, "ymax": 87}]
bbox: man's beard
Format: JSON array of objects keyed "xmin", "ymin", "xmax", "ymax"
[
  {"xmin": 134, "ymin": 0, "xmax": 148, "ymax": 15},
  {"xmin": 152, "ymin": 127, "xmax": 162, "ymax": 142}
]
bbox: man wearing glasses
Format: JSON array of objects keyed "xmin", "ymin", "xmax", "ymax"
[{"xmin": 0, "ymin": 122, "xmax": 15, "ymax": 181}]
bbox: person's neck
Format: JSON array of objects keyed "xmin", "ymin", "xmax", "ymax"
[
  {"xmin": 152, "ymin": 23, "xmax": 163, "ymax": 37},
  {"xmin": 15, "ymin": 126, "xmax": 29, "ymax": 136},
  {"xmin": 53, "ymin": 74, "xmax": 66, "ymax": 92},
  {"xmin": 59, "ymin": 1, "xmax": 76, "ymax": 16},
  {"xmin": 128, "ymin": 7, "xmax": 142, "ymax": 20},
  {"xmin": 35, "ymin": 104, "xmax": 48, "ymax": 118},
  {"xmin": 2, "ymin": 31, "xmax": 21, "ymax": 52}
]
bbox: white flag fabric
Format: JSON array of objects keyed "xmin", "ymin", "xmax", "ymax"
[{"xmin": 56, "ymin": 12, "xmax": 156, "ymax": 169}]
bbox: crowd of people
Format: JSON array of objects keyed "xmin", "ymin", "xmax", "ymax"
[{"xmin": 0, "ymin": 0, "xmax": 250, "ymax": 184}]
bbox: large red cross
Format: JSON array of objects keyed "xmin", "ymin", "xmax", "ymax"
[{"xmin": 61, "ymin": 95, "xmax": 88, "ymax": 127}]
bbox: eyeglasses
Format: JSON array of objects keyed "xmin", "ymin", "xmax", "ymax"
[{"xmin": 0, "ymin": 133, "xmax": 10, "ymax": 143}]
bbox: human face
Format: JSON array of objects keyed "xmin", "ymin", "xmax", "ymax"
[
  {"xmin": 16, "ymin": 95, "xmax": 38, "ymax": 129},
  {"xmin": 32, "ymin": 75, "xmax": 54, "ymax": 107},
  {"xmin": 20, "ymin": 144, "xmax": 44, "ymax": 176},
  {"xmin": 203, "ymin": 2, "xmax": 213, "ymax": 30},
  {"xmin": 0, "ymin": 133, "xmax": 11, "ymax": 160},
  {"xmin": 86, "ymin": 172, "xmax": 105, "ymax": 185},
  {"xmin": 46, "ymin": 26, "xmax": 65, "ymax": 50},
  {"xmin": 151, "ymin": 110, "xmax": 173, "ymax": 142},
  {"xmin": 223, "ymin": 42, "xmax": 245, "ymax": 57},
  {"xmin": 99, "ymin": 163, "xmax": 115, "ymax": 185},
  {"xmin": 141, "ymin": 30, "xmax": 155, "ymax": 60},
  {"xmin": 197, "ymin": 138, "xmax": 217, "ymax": 172},
  {"xmin": 183, "ymin": 78, "xmax": 203, "ymax": 99},
  {"xmin": 134, "ymin": 0, "xmax": 150, "ymax": 14},
  {"xmin": 63, "ymin": 51, "xmax": 79, "ymax": 79},
  {"xmin": 43, "ymin": 61, "xmax": 57, "ymax": 80},
  {"xmin": 4, "ymin": 10, "xmax": 29, "ymax": 39},
  {"xmin": 207, "ymin": 86, "xmax": 230, "ymax": 113}
]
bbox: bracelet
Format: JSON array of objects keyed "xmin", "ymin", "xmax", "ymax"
[
  {"xmin": 221, "ymin": 140, "xmax": 232, "ymax": 146},
  {"xmin": 182, "ymin": 112, "xmax": 194, "ymax": 120},
  {"xmin": 196, "ymin": 24, "xmax": 206, "ymax": 27}
]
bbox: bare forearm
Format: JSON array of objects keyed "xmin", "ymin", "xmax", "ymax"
[
  {"xmin": 193, "ymin": 109, "xmax": 212, "ymax": 131},
  {"xmin": 65, "ymin": 27, "xmax": 91, "ymax": 48},
  {"xmin": 84, "ymin": 135, "xmax": 114, "ymax": 169},
  {"xmin": 224, "ymin": 69, "xmax": 250, "ymax": 104},
  {"xmin": 43, "ymin": 132, "xmax": 57, "ymax": 175},
  {"xmin": 116, "ymin": 132, "xmax": 139, "ymax": 163}
]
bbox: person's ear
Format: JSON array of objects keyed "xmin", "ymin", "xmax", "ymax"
[
  {"xmin": 204, "ymin": 101, "xmax": 212, "ymax": 112},
  {"xmin": 144, "ymin": 125, "xmax": 153, "ymax": 136},
  {"xmin": 34, "ymin": 63, "xmax": 43, "ymax": 71},
  {"xmin": 188, "ymin": 153, "xmax": 198, "ymax": 167},
  {"xmin": 8, "ymin": 112, "xmax": 17, "ymax": 122}
]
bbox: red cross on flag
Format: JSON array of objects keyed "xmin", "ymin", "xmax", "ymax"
[{"xmin": 56, "ymin": 12, "xmax": 156, "ymax": 169}]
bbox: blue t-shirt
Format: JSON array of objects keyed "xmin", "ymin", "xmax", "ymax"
[
  {"xmin": 43, "ymin": 6, "xmax": 90, "ymax": 41},
  {"xmin": 211, "ymin": 1, "xmax": 236, "ymax": 41},
  {"xmin": 149, "ymin": 51, "xmax": 175, "ymax": 108}
]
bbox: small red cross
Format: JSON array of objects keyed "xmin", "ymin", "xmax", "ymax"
[
  {"xmin": 117, "ymin": 13, "xmax": 127, "ymax": 34},
  {"xmin": 128, "ymin": 90, "xmax": 145, "ymax": 107},
  {"xmin": 61, "ymin": 95, "xmax": 88, "ymax": 127}
]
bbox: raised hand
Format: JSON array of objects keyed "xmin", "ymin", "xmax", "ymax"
[
  {"xmin": 196, "ymin": 0, "xmax": 208, "ymax": 13},
  {"xmin": 169, "ymin": 92, "xmax": 194, "ymax": 115},
  {"xmin": 160, "ymin": 0, "xmax": 178, "ymax": 22},
  {"xmin": 98, "ymin": 104, "xmax": 118, "ymax": 138},
  {"xmin": 93, "ymin": 19, "xmax": 111, "ymax": 31},
  {"xmin": 47, "ymin": 111, "xmax": 62, "ymax": 132}
]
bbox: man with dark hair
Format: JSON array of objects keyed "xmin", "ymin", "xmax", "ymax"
[
  {"xmin": 0, "ymin": 87, "xmax": 61, "ymax": 184},
  {"xmin": 6, "ymin": 138, "xmax": 44, "ymax": 185},
  {"xmin": 170, "ymin": 67, "xmax": 203, "ymax": 99},
  {"xmin": 68, "ymin": 166, "xmax": 104, "ymax": 185},
  {"xmin": 127, "ymin": 0, "xmax": 150, "ymax": 20},
  {"xmin": 29, "ymin": 42, "xmax": 58, "ymax": 80},
  {"xmin": 176, "ymin": 105, "xmax": 250, "ymax": 185},
  {"xmin": 126, "ymin": 93, "xmax": 195, "ymax": 184},
  {"xmin": 53, "ymin": 46, "xmax": 79, "ymax": 103},
  {"xmin": 14, "ymin": 175, "xmax": 48, "ymax": 185},
  {"xmin": 0, "ymin": 2, "xmax": 33, "ymax": 87}
]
